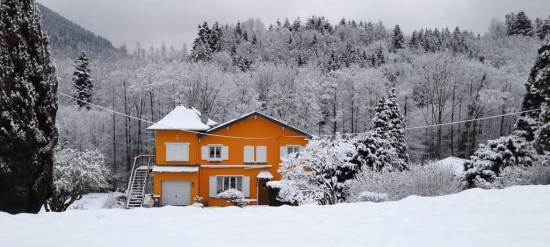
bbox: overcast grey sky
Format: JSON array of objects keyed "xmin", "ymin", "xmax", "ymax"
[{"xmin": 37, "ymin": 0, "xmax": 549, "ymax": 50}]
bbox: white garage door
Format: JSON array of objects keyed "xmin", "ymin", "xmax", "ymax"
[{"xmin": 162, "ymin": 181, "xmax": 191, "ymax": 206}]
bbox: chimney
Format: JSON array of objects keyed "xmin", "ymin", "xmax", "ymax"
[{"xmin": 201, "ymin": 111, "xmax": 209, "ymax": 125}]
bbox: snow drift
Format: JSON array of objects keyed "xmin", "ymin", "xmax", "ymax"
[{"xmin": 1, "ymin": 185, "xmax": 549, "ymax": 247}]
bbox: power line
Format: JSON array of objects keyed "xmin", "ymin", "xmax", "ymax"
[
  {"xmin": 58, "ymin": 91, "xmax": 540, "ymax": 140},
  {"xmin": 286, "ymin": 108, "xmax": 540, "ymax": 138},
  {"xmin": 58, "ymin": 92, "xmax": 276, "ymax": 140}
]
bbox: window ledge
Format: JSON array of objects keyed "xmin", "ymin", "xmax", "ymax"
[{"xmin": 207, "ymin": 159, "xmax": 223, "ymax": 162}]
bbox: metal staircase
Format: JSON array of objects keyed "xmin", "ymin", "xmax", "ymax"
[{"xmin": 126, "ymin": 155, "xmax": 155, "ymax": 208}]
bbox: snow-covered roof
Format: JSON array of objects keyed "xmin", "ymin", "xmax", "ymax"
[
  {"xmin": 201, "ymin": 111, "xmax": 311, "ymax": 138},
  {"xmin": 266, "ymin": 180, "xmax": 282, "ymax": 188},
  {"xmin": 147, "ymin": 105, "xmax": 217, "ymax": 131},
  {"xmin": 434, "ymin": 156, "xmax": 469, "ymax": 175},
  {"xmin": 152, "ymin": 165, "xmax": 199, "ymax": 173},
  {"xmin": 257, "ymin": 170, "xmax": 274, "ymax": 179}
]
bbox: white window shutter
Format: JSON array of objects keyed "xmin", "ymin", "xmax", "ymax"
[
  {"xmin": 201, "ymin": 146, "xmax": 209, "ymax": 160},
  {"xmin": 166, "ymin": 145, "xmax": 174, "ymax": 161},
  {"xmin": 256, "ymin": 146, "xmax": 267, "ymax": 163},
  {"xmin": 209, "ymin": 176, "xmax": 217, "ymax": 197},
  {"xmin": 182, "ymin": 144, "xmax": 189, "ymax": 161},
  {"xmin": 242, "ymin": 176, "xmax": 250, "ymax": 197},
  {"xmin": 222, "ymin": 146, "xmax": 229, "ymax": 160},
  {"xmin": 244, "ymin": 146, "xmax": 254, "ymax": 163},
  {"xmin": 280, "ymin": 146, "xmax": 287, "ymax": 160}
]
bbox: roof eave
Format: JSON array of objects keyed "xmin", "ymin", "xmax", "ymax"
[{"xmin": 198, "ymin": 112, "xmax": 312, "ymax": 138}]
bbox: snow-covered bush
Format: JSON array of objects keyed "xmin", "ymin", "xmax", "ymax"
[
  {"xmin": 348, "ymin": 162, "xmax": 461, "ymax": 202},
  {"xmin": 102, "ymin": 193, "xmax": 126, "ymax": 209},
  {"xmin": 192, "ymin": 195, "xmax": 205, "ymax": 208},
  {"xmin": 463, "ymin": 135, "xmax": 537, "ymax": 188},
  {"xmin": 217, "ymin": 189, "xmax": 246, "ymax": 207},
  {"xmin": 357, "ymin": 192, "xmax": 389, "ymax": 202},
  {"xmin": 472, "ymin": 161, "xmax": 550, "ymax": 189},
  {"xmin": 47, "ymin": 148, "xmax": 110, "ymax": 212},
  {"xmin": 278, "ymin": 136, "xmax": 357, "ymax": 205}
]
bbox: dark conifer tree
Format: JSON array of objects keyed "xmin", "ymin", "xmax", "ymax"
[
  {"xmin": 533, "ymin": 35, "xmax": 550, "ymax": 153},
  {"xmin": 375, "ymin": 45, "xmax": 385, "ymax": 66},
  {"xmin": 409, "ymin": 30, "xmax": 419, "ymax": 49},
  {"xmin": 372, "ymin": 88, "xmax": 409, "ymax": 164},
  {"xmin": 507, "ymin": 11, "xmax": 534, "ymax": 37},
  {"xmin": 73, "ymin": 52, "xmax": 93, "ymax": 109},
  {"xmin": 0, "ymin": 0, "xmax": 59, "ymax": 213},
  {"xmin": 191, "ymin": 22, "xmax": 213, "ymax": 61},
  {"xmin": 327, "ymin": 52, "xmax": 340, "ymax": 71},
  {"xmin": 514, "ymin": 11, "xmax": 534, "ymax": 37},
  {"xmin": 251, "ymin": 33, "xmax": 258, "ymax": 46},
  {"xmin": 210, "ymin": 21, "xmax": 222, "ymax": 52},
  {"xmin": 292, "ymin": 18, "xmax": 301, "ymax": 32},
  {"xmin": 505, "ymin": 12, "xmax": 517, "ymax": 35},
  {"xmin": 235, "ymin": 20, "xmax": 243, "ymax": 38},
  {"xmin": 353, "ymin": 88, "xmax": 408, "ymax": 171},
  {"xmin": 283, "ymin": 18, "xmax": 291, "ymax": 30},
  {"xmin": 535, "ymin": 18, "xmax": 544, "ymax": 39},
  {"xmin": 514, "ymin": 28, "xmax": 550, "ymax": 142},
  {"xmin": 391, "ymin": 24, "xmax": 405, "ymax": 51},
  {"xmin": 537, "ymin": 106, "xmax": 550, "ymax": 153},
  {"xmin": 536, "ymin": 16, "xmax": 550, "ymax": 40}
]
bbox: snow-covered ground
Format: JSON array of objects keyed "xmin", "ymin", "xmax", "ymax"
[
  {"xmin": 64, "ymin": 192, "xmax": 124, "ymax": 211},
  {"xmin": 2, "ymin": 186, "xmax": 550, "ymax": 247}
]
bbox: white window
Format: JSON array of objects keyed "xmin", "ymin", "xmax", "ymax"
[
  {"xmin": 216, "ymin": 176, "xmax": 243, "ymax": 193},
  {"xmin": 209, "ymin": 145, "xmax": 222, "ymax": 160},
  {"xmin": 202, "ymin": 145, "xmax": 229, "ymax": 161},
  {"xmin": 243, "ymin": 146, "xmax": 255, "ymax": 163},
  {"xmin": 165, "ymin": 143, "xmax": 189, "ymax": 161},
  {"xmin": 256, "ymin": 146, "xmax": 267, "ymax": 163},
  {"xmin": 287, "ymin": 145, "xmax": 301, "ymax": 155}
]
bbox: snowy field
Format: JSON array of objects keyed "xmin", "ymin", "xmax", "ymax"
[
  {"xmin": 2, "ymin": 186, "xmax": 550, "ymax": 247},
  {"xmin": 64, "ymin": 192, "xmax": 124, "ymax": 211}
]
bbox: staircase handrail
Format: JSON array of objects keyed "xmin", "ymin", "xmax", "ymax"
[
  {"xmin": 126, "ymin": 155, "xmax": 156, "ymax": 208},
  {"xmin": 140, "ymin": 156, "xmax": 155, "ymax": 207}
]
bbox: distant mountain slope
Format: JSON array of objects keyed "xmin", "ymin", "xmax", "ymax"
[{"xmin": 38, "ymin": 3, "xmax": 118, "ymax": 59}]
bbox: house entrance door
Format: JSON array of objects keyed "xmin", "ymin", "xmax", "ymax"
[{"xmin": 258, "ymin": 178, "xmax": 270, "ymax": 205}]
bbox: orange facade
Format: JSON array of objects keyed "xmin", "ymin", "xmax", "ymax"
[{"xmin": 152, "ymin": 113, "xmax": 309, "ymax": 207}]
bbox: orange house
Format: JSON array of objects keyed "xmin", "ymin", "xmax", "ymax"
[{"xmin": 146, "ymin": 106, "xmax": 310, "ymax": 207}]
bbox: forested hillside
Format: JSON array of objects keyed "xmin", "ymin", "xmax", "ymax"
[
  {"xmin": 46, "ymin": 9, "xmax": 549, "ymax": 183},
  {"xmin": 38, "ymin": 4, "xmax": 117, "ymax": 59}
]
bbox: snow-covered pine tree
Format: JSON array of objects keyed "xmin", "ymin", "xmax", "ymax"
[
  {"xmin": 191, "ymin": 22, "xmax": 213, "ymax": 62},
  {"xmin": 535, "ymin": 18, "xmax": 544, "ymax": 40},
  {"xmin": 505, "ymin": 12, "xmax": 517, "ymax": 36},
  {"xmin": 409, "ymin": 30, "xmax": 419, "ymax": 49},
  {"xmin": 353, "ymin": 88, "xmax": 408, "ymax": 172},
  {"xmin": 534, "ymin": 35, "xmax": 550, "ymax": 153},
  {"xmin": 73, "ymin": 52, "xmax": 93, "ymax": 109},
  {"xmin": 508, "ymin": 11, "xmax": 534, "ymax": 37},
  {"xmin": 514, "ymin": 27, "xmax": 550, "ymax": 142},
  {"xmin": 353, "ymin": 131, "xmax": 401, "ymax": 172},
  {"xmin": 536, "ymin": 105, "xmax": 550, "ymax": 153},
  {"xmin": 373, "ymin": 88, "xmax": 409, "ymax": 164},
  {"xmin": 0, "ymin": 0, "xmax": 59, "ymax": 214},
  {"xmin": 541, "ymin": 17, "xmax": 550, "ymax": 40},
  {"xmin": 391, "ymin": 24, "xmax": 405, "ymax": 51}
]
